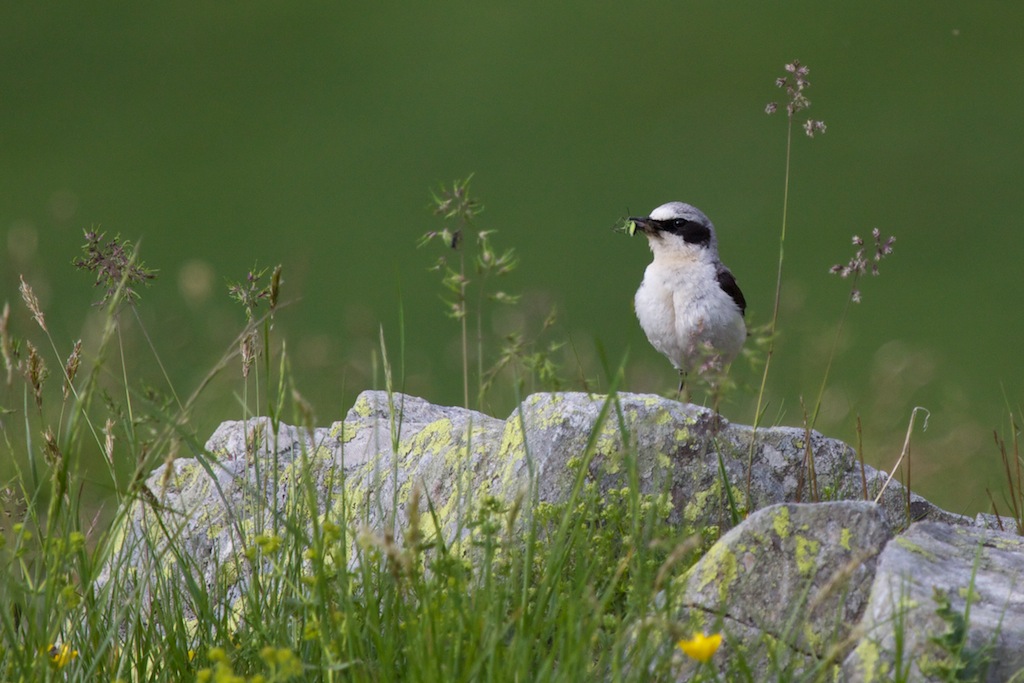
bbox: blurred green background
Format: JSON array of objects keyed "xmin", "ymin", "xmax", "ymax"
[{"xmin": 1, "ymin": 2, "xmax": 1022, "ymax": 514}]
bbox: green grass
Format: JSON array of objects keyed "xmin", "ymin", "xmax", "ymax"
[{"xmin": 0, "ymin": 248, "xmax": 717, "ymax": 682}]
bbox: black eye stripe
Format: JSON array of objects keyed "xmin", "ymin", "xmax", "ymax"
[{"xmin": 651, "ymin": 218, "xmax": 712, "ymax": 247}]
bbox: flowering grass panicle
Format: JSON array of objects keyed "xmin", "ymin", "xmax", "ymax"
[
  {"xmin": 830, "ymin": 228, "xmax": 896, "ymax": 302},
  {"xmin": 72, "ymin": 229, "xmax": 157, "ymax": 304},
  {"xmin": 18, "ymin": 275, "xmax": 47, "ymax": 331},
  {"xmin": 766, "ymin": 60, "xmax": 826, "ymax": 137},
  {"xmin": 227, "ymin": 265, "xmax": 282, "ymax": 377},
  {"xmin": 0, "ymin": 301, "xmax": 12, "ymax": 385}
]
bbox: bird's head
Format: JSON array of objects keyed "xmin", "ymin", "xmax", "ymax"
[{"xmin": 629, "ymin": 202, "xmax": 720, "ymax": 261}]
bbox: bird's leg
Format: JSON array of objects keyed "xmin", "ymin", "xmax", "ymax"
[{"xmin": 676, "ymin": 371, "xmax": 687, "ymax": 402}]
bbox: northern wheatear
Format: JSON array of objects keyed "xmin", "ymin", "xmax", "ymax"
[{"xmin": 629, "ymin": 202, "xmax": 746, "ymax": 391}]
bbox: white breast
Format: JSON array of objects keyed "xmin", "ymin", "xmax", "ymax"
[{"xmin": 634, "ymin": 259, "xmax": 745, "ymax": 374}]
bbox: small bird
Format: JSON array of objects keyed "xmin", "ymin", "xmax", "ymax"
[{"xmin": 629, "ymin": 201, "xmax": 746, "ymax": 393}]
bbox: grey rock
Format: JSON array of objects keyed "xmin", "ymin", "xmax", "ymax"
[
  {"xmin": 101, "ymin": 391, "xmax": 1024, "ymax": 680},
  {"xmin": 843, "ymin": 522, "xmax": 1024, "ymax": 682},
  {"xmin": 668, "ymin": 502, "xmax": 891, "ymax": 680}
]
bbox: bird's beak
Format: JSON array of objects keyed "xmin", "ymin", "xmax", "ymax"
[{"xmin": 629, "ymin": 216, "xmax": 654, "ymax": 235}]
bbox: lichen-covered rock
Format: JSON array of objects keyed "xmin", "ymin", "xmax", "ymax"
[
  {"xmin": 843, "ymin": 522, "xmax": 1024, "ymax": 682},
  {"xmin": 100, "ymin": 390, "xmax": 1023, "ymax": 681},
  {"xmin": 666, "ymin": 502, "xmax": 892, "ymax": 680},
  {"xmin": 106, "ymin": 391, "xmax": 969, "ymax": 590}
]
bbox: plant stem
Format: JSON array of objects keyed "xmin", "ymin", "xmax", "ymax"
[
  {"xmin": 460, "ymin": 246, "xmax": 469, "ymax": 409},
  {"xmin": 747, "ymin": 116, "xmax": 793, "ymax": 499},
  {"xmin": 477, "ymin": 273, "xmax": 486, "ymax": 409},
  {"xmin": 809, "ymin": 277, "xmax": 857, "ymax": 430}
]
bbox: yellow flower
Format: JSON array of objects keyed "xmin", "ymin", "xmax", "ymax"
[
  {"xmin": 47, "ymin": 643, "xmax": 78, "ymax": 668},
  {"xmin": 677, "ymin": 632, "xmax": 722, "ymax": 663}
]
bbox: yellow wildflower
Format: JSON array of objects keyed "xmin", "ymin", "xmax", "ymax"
[
  {"xmin": 677, "ymin": 632, "xmax": 722, "ymax": 663},
  {"xmin": 47, "ymin": 643, "xmax": 78, "ymax": 667}
]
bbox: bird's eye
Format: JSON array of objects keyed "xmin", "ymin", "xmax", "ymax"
[{"xmin": 672, "ymin": 219, "xmax": 689, "ymax": 229}]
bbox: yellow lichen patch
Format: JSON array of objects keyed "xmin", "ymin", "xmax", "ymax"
[
  {"xmin": 638, "ymin": 395, "xmax": 664, "ymax": 409},
  {"xmin": 401, "ymin": 419, "xmax": 455, "ymax": 464},
  {"xmin": 329, "ymin": 481, "xmax": 363, "ymax": 524},
  {"xmin": 159, "ymin": 459, "xmax": 214, "ymax": 503},
  {"xmin": 958, "ymin": 585, "xmax": 981, "ymax": 602},
  {"xmin": 279, "ymin": 450, "xmax": 327, "ymax": 486},
  {"xmin": 773, "ymin": 506, "xmax": 791, "ymax": 540},
  {"xmin": 303, "ymin": 443, "xmax": 336, "ymax": 466},
  {"xmin": 218, "ymin": 554, "xmax": 242, "ymax": 586},
  {"xmin": 730, "ymin": 485, "xmax": 748, "ymax": 513},
  {"xmin": 497, "ymin": 418, "xmax": 526, "ymax": 460},
  {"xmin": 840, "ymin": 527, "xmax": 852, "ymax": 551},
  {"xmin": 851, "ymin": 638, "xmax": 883, "ymax": 683},
  {"xmin": 492, "ymin": 418, "xmax": 528, "ymax": 491},
  {"xmin": 104, "ymin": 522, "xmax": 127, "ymax": 559},
  {"xmin": 161, "ymin": 553, "xmax": 180, "ymax": 580},
  {"xmin": 595, "ymin": 418, "xmax": 622, "ymax": 457},
  {"xmin": 683, "ymin": 485, "xmax": 718, "ymax": 526},
  {"xmin": 443, "ymin": 425, "xmax": 485, "ymax": 469},
  {"xmin": 436, "ymin": 471, "xmax": 488, "ymax": 531},
  {"xmin": 409, "ymin": 499, "xmax": 442, "ymax": 541},
  {"xmin": 894, "ymin": 536, "xmax": 937, "ymax": 561},
  {"xmin": 226, "ymin": 596, "xmax": 244, "ymax": 634},
  {"xmin": 543, "ymin": 393, "xmax": 565, "ymax": 407},
  {"xmin": 795, "ymin": 535, "xmax": 821, "ymax": 576},
  {"xmin": 396, "ymin": 477, "xmax": 414, "ymax": 506},
  {"xmin": 653, "ymin": 409, "xmax": 674, "ymax": 426},
  {"xmin": 801, "ymin": 622, "xmax": 824, "ymax": 654},
  {"xmin": 674, "ymin": 428, "xmax": 691, "ymax": 442},
  {"xmin": 697, "ymin": 542, "xmax": 738, "ymax": 603},
  {"xmin": 328, "ymin": 419, "xmax": 362, "ymax": 443},
  {"xmin": 350, "ymin": 394, "xmax": 374, "ymax": 418},
  {"xmin": 521, "ymin": 394, "xmax": 566, "ymax": 433},
  {"xmin": 681, "ymin": 477, "xmax": 746, "ymax": 529},
  {"xmin": 985, "ymin": 535, "xmax": 1021, "ymax": 551},
  {"xmin": 204, "ymin": 519, "xmax": 226, "ymax": 541}
]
